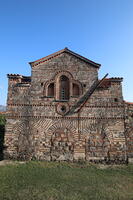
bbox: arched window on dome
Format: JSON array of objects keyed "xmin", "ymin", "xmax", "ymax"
[{"xmin": 59, "ymin": 75, "xmax": 69, "ymax": 100}]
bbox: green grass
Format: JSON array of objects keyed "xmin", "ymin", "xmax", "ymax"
[{"xmin": 0, "ymin": 161, "xmax": 133, "ymax": 200}]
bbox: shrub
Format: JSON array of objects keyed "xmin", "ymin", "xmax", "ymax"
[{"xmin": 0, "ymin": 114, "xmax": 6, "ymax": 160}]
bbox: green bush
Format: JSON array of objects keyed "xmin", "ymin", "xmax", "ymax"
[
  {"xmin": 0, "ymin": 114, "xmax": 6, "ymax": 126},
  {"xmin": 0, "ymin": 114, "xmax": 6, "ymax": 160}
]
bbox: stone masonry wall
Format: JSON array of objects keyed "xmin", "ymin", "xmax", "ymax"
[
  {"xmin": 5, "ymin": 75, "xmax": 31, "ymax": 159},
  {"xmin": 4, "ymin": 50, "xmax": 132, "ymax": 163},
  {"xmin": 30, "ymin": 52, "xmax": 98, "ymax": 103},
  {"xmin": 124, "ymin": 103, "xmax": 133, "ymax": 162}
]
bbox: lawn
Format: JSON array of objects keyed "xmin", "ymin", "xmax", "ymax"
[{"xmin": 0, "ymin": 161, "xmax": 133, "ymax": 200}]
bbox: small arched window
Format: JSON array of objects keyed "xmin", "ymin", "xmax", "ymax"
[
  {"xmin": 48, "ymin": 83, "xmax": 54, "ymax": 97},
  {"xmin": 60, "ymin": 75, "xmax": 69, "ymax": 100},
  {"xmin": 73, "ymin": 83, "xmax": 80, "ymax": 97}
]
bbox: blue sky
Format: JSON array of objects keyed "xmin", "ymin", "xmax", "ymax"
[{"xmin": 0, "ymin": 0, "xmax": 133, "ymax": 105}]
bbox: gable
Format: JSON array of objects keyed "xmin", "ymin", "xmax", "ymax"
[
  {"xmin": 30, "ymin": 50, "xmax": 99, "ymax": 90},
  {"xmin": 29, "ymin": 48, "xmax": 101, "ymax": 68}
]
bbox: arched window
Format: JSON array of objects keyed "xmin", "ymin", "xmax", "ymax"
[
  {"xmin": 73, "ymin": 83, "xmax": 80, "ymax": 96},
  {"xmin": 60, "ymin": 75, "xmax": 69, "ymax": 100},
  {"xmin": 48, "ymin": 83, "xmax": 54, "ymax": 97}
]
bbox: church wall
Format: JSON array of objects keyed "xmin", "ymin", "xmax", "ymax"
[
  {"xmin": 88, "ymin": 81, "xmax": 123, "ymax": 105},
  {"xmin": 4, "ymin": 75, "xmax": 31, "ymax": 159},
  {"xmin": 124, "ymin": 103, "xmax": 133, "ymax": 162},
  {"xmin": 4, "ymin": 50, "xmax": 132, "ymax": 163},
  {"xmin": 12, "ymin": 116, "xmax": 125, "ymax": 163},
  {"xmin": 30, "ymin": 52, "xmax": 98, "ymax": 103},
  {"xmin": 4, "ymin": 118, "xmax": 31, "ymax": 160}
]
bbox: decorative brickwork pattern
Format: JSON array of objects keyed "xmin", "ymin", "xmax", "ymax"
[{"xmin": 4, "ymin": 48, "xmax": 133, "ymax": 163}]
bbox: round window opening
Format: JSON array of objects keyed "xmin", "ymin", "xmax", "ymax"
[
  {"xmin": 56, "ymin": 103, "xmax": 69, "ymax": 116},
  {"xmin": 61, "ymin": 105, "xmax": 66, "ymax": 113}
]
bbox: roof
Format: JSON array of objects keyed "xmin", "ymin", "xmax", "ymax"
[
  {"xmin": 29, "ymin": 48, "xmax": 101, "ymax": 68},
  {"xmin": 7, "ymin": 74, "xmax": 31, "ymax": 79},
  {"xmin": 7, "ymin": 74, "xmax": 31, "ymax": 84},
  {"xmin": 124, "ymin": 101, "xmax": 133, "ymax": 105},
  {"xmin": 98, "ymin": 78, "xmax": 123, "ymax": 89},
  {"xmin": 7, "ymin": 74, "xmax": 22, "ymax": 78},
  {"xmin": 0, "ymin": 111, "xmax": 7, "ymax": 115}
]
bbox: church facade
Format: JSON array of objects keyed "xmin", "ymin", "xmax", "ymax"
[{"xmin": 4, "ymin": 48, "xmax": 133, "ymax": 163}]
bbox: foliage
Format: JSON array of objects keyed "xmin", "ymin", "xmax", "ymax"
[
  {"xmin": 0, "ymin": 161, "xmax": 133, "ymax": 200},
  {"xmin": 0, "ymin": 114, "xmax": 6, "ymax": 126},
  {"xmin": 0, "ymin": 114, "xmax": 6, "ymax": 160}
]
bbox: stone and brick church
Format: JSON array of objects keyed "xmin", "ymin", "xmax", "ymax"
[{"xmin": 4, "ymin": 48, "xmax": 133, "ymax": 163}]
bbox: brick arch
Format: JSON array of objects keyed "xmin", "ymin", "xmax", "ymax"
[
  {"xmin": 29, "ymin": 119, "xmax": 52, "ymax": 147},
  {"xmin": 72, "ymin": 80, "xmax": 83, "ymax": 96},
  {"xmin": 28, "ymin": 119, "xmax": 53, "ymax": 159},
  {"xmin": 46, "ymin": 119, "xmax": 77, "ymax": 140},
  {"xmin": 54, "ymin": 70, "xmax": 73, "ymax": 80},
  {"xmin": 43, "ymin": 70, "xmax": 83, "ymax": 100},
  {"xmin": 9, "ymin": 121, "xmax": 26, "ymax": 151},
  {"xmin": 125, "ymin": 127, "xmax": 133, "ymax": 136},
  {"xmin": 13, "ymin": 120, "xmax": 31, "ymax": 159},
  {"xmin": 43, "ymin": 79, "xmax": 55, "ymax": 96},
  {"xmin": 83, "ymin": 122, "xmax": 113, "ymax": 160},
  {"xmin": 29, "ymin": 119, "xmax": 53, "ymax": 142},
  {"xmin": 47, "ymin": 119, "xmax": 77, "ymax": 161},
  {"xmin": 55, "ymin": 71, "xmax": 73, "ymax": 100},
  {"xmin": 13, "ymin": 121, "xmax": 27, "ymax": 135},
  {"xmin": 32, "ymin": 119, "xmax": 54, "ymax": 130},
  {"xmin": 83, "ymin": 122, "xmax": 113, "ymax": 144}
]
